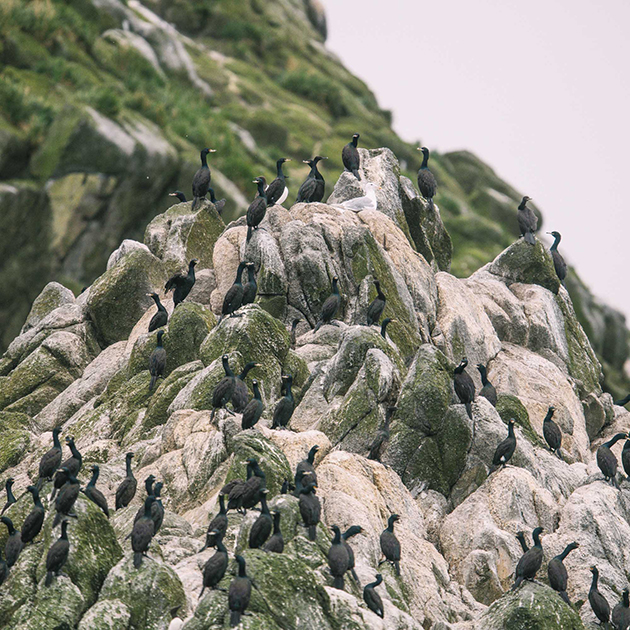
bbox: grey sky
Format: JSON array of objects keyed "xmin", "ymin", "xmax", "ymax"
[{"xmin": 321, "ymin": 0, "xmax": 630, "ymax": 319}]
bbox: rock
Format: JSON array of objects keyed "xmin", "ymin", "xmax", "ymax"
[
  {"xmin": 77, "ymin": 600, "xmax": 132, "ymax": 630},
  {"xmin": 21, "ymin": 282, "xmax": 75, "ymax": 333},
  {"xmin": 107, "ymin": 239, "xmax": 153, "ymax": 270},
  {"xmin": 0, "ymin": 412, "xmax": 31, "ymax": 473}
]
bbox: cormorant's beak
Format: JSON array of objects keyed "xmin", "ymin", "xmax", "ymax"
[
  {"xmin": 390, "ymin": 319, "xmax": 398, "ymax": 323},
  {"xmin": 252, "ymin": 180, "xmax": 258, "ymax": 183},
  {"xmin": 546, "ymin": 232, "xmax": 552, "ymax": 235},
  {"xmin": 254, "ymin": 364, "xmax": 262, "ymax": 368},
  {"xmin": 302, "ymin": 160, "xmax": 309, "ymax": 164},
  {"xmin": 322, "ymin": 157, "xmax": 329, "ymax": 159},
  {"xmin": 209, "ymin": 149, "xmax": 217, "ymax": 152},
  {"xmin": 285, "ymin": 159, "xmax": 292, "ymax": 161},
  {"xmin": 416, "ymin": 147, "xmax": 422, "ymax": 151},
  {"xmin": 168, "ymin": 193, "xmax": 176, "ymax": 197}
]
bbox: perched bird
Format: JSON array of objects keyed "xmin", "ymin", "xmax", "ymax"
[
  {"xmin": 597, "ymin": 432, "xmax": 627, "ymax": 487},
  {"xmin": 169, "ymin": 190, "xmax": 187, "ymax": 203},
  {"xmin": 476, "ymin": 364, "xmax": 497, "ymax": 407},
  {"xmin": 363, "ymin": 574, "xmax": 384, "ymax": 618},
  {"xmin": 589, "ymin": 565, "xmax": 611, "ymax": 626},
  {"xmin": 380, "ymin": 317, "xmax": 396, "ymax": 339},
  {"xmin": 299, "ymin": 478, "xmax": 321, "ymax": 541},
  {"xmin": 53, "ymin": 468, "xmax": 80, "ymax": 527},
  {"xmin": 220, "ymin": 262, "xmax": 247, "ymax": 321},
  {"xmin": 368, "ymin": 406, "xmax": 396, "ymax": 462},
  {"xmin": 614, "ymin": 394, "xmax": 630, "ymax": 407},
  {"xmin": 547, "ymin": 231, "xmax": 567, "ymax": 283},
  {"xmin": 45, "ymin": 520, "xmax": 70, "ymax": 586},
  {"xmin": 132, "ymin": 496, "xmax": 156, "ymax": 568},
  {"xmin": 622, "ymin": 438, "xmax": 630, "ymax": 478},
  {"xmin": 379, "ymin": 514, "xmax": 401, "ymax": 576},
  {"xmin": 416, "ymin": 147, "xmax": 437, "ymax": 209},
  {"xmin": 83, "ymin": 465, "xmax": 108, "ymax": 517},
  {"xmin": 342, "ymin": 525, "xmax": 363, "ymax": 584},
  {"xmin": 542, "ymin": 406, "xmax": 562, "ymax": 458},
  {"xmin": 297, "ymin": 156, "xmax": 327, "ymax": 203},
  {"xmin": 515, "ymin": 531, "xmax": 530, "ymax": 553},
  {"xmin": 21, "ymin": 486, "xmax": 45, "ymax": 544},
  {"xmin": 0, "ymin": 548, "xmax": 7, "ymax": 586},
  {"xmin": 290, "ymin": 318, "xmax": 301, "ymax": 349},
  {"xmin": 366, "ymin": 279, "xmax": 386, "ymax": 326},
  {"xmin": 151, "ymin": 482, "xmax": 165, "ymax": 535},
  {"xmin": 328, "ymin": 525, "xmax": 350, "ymax": 590},
  {"xmin": 226, "ymin": 459, "xmax": 266, "ymax": 514},
  {"xmin": 492, "ymin": 419, "xmax": 517, "ymax": 469},
  {"xmin": 265, "ymin": 158, "xmax": 291, "ymax": 206},
  {"xmin": 115, "ymin": 452, "xmax": 137, "ymax": 510},
  {"xmin": 209, "ymin": 188, "xmax": 226, "ymax": 214},
  {"xmin": 453, "ymin": 358, "xmax": 475, "ymax": 420},
  {"xmin": 241, "ymin": 379, "xmax": 264, "ymax": 430},
  {"xmin": 342, "ymin": 133, "xmax": 361, "ymax": 179},
  {"xmin": 248, "ymin": 490, "xmax": 272, "ymax": 548},
  {"xmin": 232, "ymin": 361, "xmax": 261, "ymax": 413},
  {"xmin": 228, "ymin": 555, "xmax": 252, "ymax": 627},
  {"xmin": 517, "ymin": 196, "xmax": 538, "ymax": 245},
  {"xmin": 50, "ymin": 436, "xmax": 82, "ymax": 500},
  {"xmin": 148, "ymin": 292, "xmax": 168, "ymax": 332},
  {"xmin": 264, "ymin": 511, "xmax": 284, "ymax": 553},
  {"xmin": 547, "ymin": 541, "xmax": 579, "ymax": 605},
  {"xmin": 512, "ymin": 527, "xmax": 544, "ymax": 589},
  {"xmin": 1, "ymin": 516, "xmax": 23, "ymax": 567},
  {"xmin": 200, "ymin": 494, "xmax": 228, "ymax": 552},
  {"xmin": 133, "ymin": 475, "xmax": 156, "ymax": 524},
  {"xmin": 241, "ymin": 263, "xmax": 257, "ymax": 306},
  {"xmin": 200, "ymin": 530, "xmax": 229, "ymax": 597},
  {"xmin": 149, "ymin": 330, "xmax": 166, "ymax": 391},
  {"xmin": 295, "ymin": 445, "xmax": 319, "ymax": 488},
  {"xmin": 612, "ymin": 588, "xmax": 630, "ymax": 630},
  {"xmin": 246, "ymin": 177, "xmax": 268, "ymax": 243},
  {"xmin": 191, "ymin": 147, "xmax": 216, "ymax": 211},
  {"xmin": 341, "ymin": 183, "xmax": 378, "ymax": 212},
  {"xmin": 272, "ymin": 375, "xmax": 295, "ymax": 429},
  {"xmin": 164, "ymin": 258, "xmax": 198, "ymax": 307},
  {"xmin": 1, "ymin": 478, "xmax": 16, "ymax": 516},
  {"xmin": 37, "ymin": 426, "xmax": 63, "ymax": 489},
  {"xmin": 211, "ymin": 355, "xmax": 237, "ymax": 421},
  {"xmin": 314, "ymin": 276, "xmax": 341, "ymax": 332}
]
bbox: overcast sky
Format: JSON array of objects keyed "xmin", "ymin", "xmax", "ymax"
[{"xmin": 321, "ymin": 0, "xmax": 630, "ymax": 319}]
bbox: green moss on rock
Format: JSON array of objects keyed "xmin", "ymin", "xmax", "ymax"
[
  {"xmin": 0, "ymin": 411, "xmax": 31, "ymax": 472},
  {"xmin": 496, "ymin": 394, "xmax": 543, "ymax": 448}
]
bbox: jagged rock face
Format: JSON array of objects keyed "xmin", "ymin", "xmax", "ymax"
[{"xmin": 0, "ymin": 148, "xmax": 626, "ymax": 630}]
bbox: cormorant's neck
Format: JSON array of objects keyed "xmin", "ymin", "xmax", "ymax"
[
  {"xmin": 239, "ymin": 363, "xmax": 255, "ymax": 380},
  {"xmin": 380, "ymin": 322, "xmax": 389, "ymax": 337},
  {"xmin": 247, "ymin": 267, "xmax": 256, "ymax": 282},
  {"xmin": 421, "ymin": 152, "xmax": 429, "ymax": 168},
  {"xmin": 550, "ymin": 234, "xmax": 561, "ymax": 251},
  {"xmin": 351, "ymin": 137, "xmax": 358, "ymax": 148},
  {"xmin": 69, "ymin": 442, "xmax": 81, "ymax": 459},
  {"xmin": 284, "ymin": 381, "xmax": 293, "ymax": 398},
  {"xmin": 508, "ymin": 423, "xmax": 515, "ymax": 438},
  {"xmin": 454, "ymin": 363, "xmax": 466, "ymax": 375},
  {"xmin": 223, "ymin": 358, "xmax": 235, "ymax": 378},
  {"xmin": 478, "ymin": 367, "xmax": 488, "ymax": 385},
  {"xmin": 559, "ymin": 544, "xmax": 575, "ymax": 561},
  {"xmin": 624, "ymin": 591, "xmax": 629, "ymax": 607},
  {"xmin": 209, "ymin": 189, "xmax": 217, "ymax": 203},
  {"xmin": 332, "ymin": 281, "xmax": 339, "ymax": 295},
  {"xmin": 144, "ymin": 500, "xmax": 153, "ymax": 518},
  {"xmin": 246, "ymin": 464, "xmax": 254, "ymax": 480},
  {"xmin": 154, "ymin": 296, "xmax": 166, "ymax": 311},
  {"xmin": 254, "ymin": 465, "xmax": 265, "ymax": 479},
  {"xmin": 387, "ymin": 519, "xmax": 396, "ymax": 533},
  {"xmin": 260, "ymin": 494, "xmax": 269, "ymax": 514},
  {"xmin": 253, "ymin": 383, "xmax": 261, "ymax": 400},
  {"xmin": 200, "ymin": 152, "xmax": 208, "ymax": 168},
  {"xmin": 60, "ymin": 522, "xmax": 69, "ymax": 539},
  {"xmin": 32, "ymin": 491, "xmax": 43, "ymax": 508},
  {"xmin": 156, "ymin": 335, "xmax": 164, "ymax": 348},
  {"xmin": 145, "ymin": 479, "xmax": 154, "ymax": 495},
  {"xmin": 219, "ymin": 494, "xmax": 226, "ymax": 513},
  {"xmin": 188, "ymin": 262, "xmax": 196, "ymax": 278},
  {"xmin": 532, "ymin": 530, "xmax": 542, "ymax": 548},
  {"xmin": 273, "ymin": 513, "xmax": 281, "ymax": 533},
  {"xmin": 257, "ymin": 182, "xmax": 267, "ymax": 198},
  {"xmin": 518, "ymin": 200, "xmax": 528, "ymax": 211},
  {"xmin": 125, "ymin": 458, "xmax": 134, "ymax": 476},
  {"xmin": 307, "ymin": 448, "xmax": 317, "ymax": 464},
  {"xmin": 607, "ymin": 433, "xmax": 627, "ymax": 447},
  {"xmin": 332, "ymin": 529, "xmax": 342, "ymax": 544},
  {"xmin": 591, "ymin": 571, "xmax": 599, "ymax": 590},
  {"xmin": 215, "ymin": 537, "xmax": 227, "ymax": 554},
  {"xmin": 276, "ymin": 161, "xmax": 286, "ymax": 178},
  {"xmin": 53, "ymin": 430, "xmax": 61, "ymax": 449},
  {"xmin": 375, "ymin": 283, "xmax": 385, "ymax": 300},
  {"xmin": 238, "ymin": 561, "xmax": 247, "ymax": 578},
  {"xmin": 235, "ymin": 264, "xmax": 246, "ymax": 285},
  {"xmin": 544, "ymin": 410, "xmax": 554, "ymax": 423},
  {"xmin": 88, "ymin": 469, "xmax": 99, "ymax": 487}
]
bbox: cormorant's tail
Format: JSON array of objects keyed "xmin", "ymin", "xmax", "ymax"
[
  {"xmin": 52, "ymin": 512, "xmax": 62, "ymax": 528},
  {"xmin": 149, "ymin": 374, "xmax": 157, "ymax": 391},
  {"xmin": 524, "ymin": 231, "xmax": 536, "ymax": 245},
  {"xmin": 559, "ymin": 590, "xmax": 571, "ymax": 605},
  {"xmin": 333, "ymin": 575, "xmax": 344, "ymax": 589},
  {"xmin": 352, "ymin": 169, "xmax": 360, "ymax": 180},
  {"xmin": 555, "ymin": 449, "xmax": 564, "ymax": 461},
  {"xmin": 192, "ymin": 196, "xmax": 199, "ymax": 212},
  {"xmin": 246, "ymin": 226, "xmax": 253, "ymax": 243},
  {"xmin": 308, "ymin": 524, "xmax": 317, "ymax": 541},
  {"xmin": 428, "ymin": 198, "xmax": 434, "ymax": 210},
  {"xmin": 35, "ymin": 477, "xmax": 44, "ymax": 492},
  {"xmin": 313, "ymin": 320, "xmax": 323, "ymax": 333},
  {"xmin": 511, "ymin": 577, "xmax": 523, "ymax": 591},
  {"xmin": 45, "ymin": 571, "xmax": 53, "ymax": 587},
  {"xmin": 50, "ymin": 487, "xmax": 57, "ymax": 501},
  {"xmin": 230, "ymin": 610, "xmax": 241, "ymax": 627},
  {"xmin": 134, "ymin": 551, "xmax": 143, "ymax": 569},
  {"xmin": 199, "ymin": 542, "xmax": 208, "ymax": 553},
  {"xmin": 394, "ymin": 560, "xmax": 400, "ymax": 576},
  {"xmin": 199, "ymin": 585, "xmax": 206, "ymax": 599},
  {"xmin": 350, "ymin": 568, "xmax": 360, "ymax": 584},
  {"xmin": 465, "ymin": 402, "xmax": 473, "ymax": 420}
]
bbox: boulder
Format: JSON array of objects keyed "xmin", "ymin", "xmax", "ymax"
[{"xmin": 21, "ymin": 282, "xmax": 75, "ymax": 333}]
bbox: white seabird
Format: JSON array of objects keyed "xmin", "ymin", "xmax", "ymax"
[{"xmin": 341, "ymin": 182, "xmax": 379, "ymax": 212}]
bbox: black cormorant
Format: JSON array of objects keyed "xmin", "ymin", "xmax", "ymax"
[
  {"xmin": 115, "ymin": 452, "xmax": 137, "ymax": 510},
  {"xmin": 241, "ymin": 379, "xmax": 264, "ymax": 430},
  {"xmin": 211, "ymin": 355, "xmax": 237, "ymax": 421},
  {"xmin": 380, "ymin": 317, "xmax": 396, "ymax": 339},
  {"xmin": 53, "ymin": 468, "xmax": 80, "ymax": 527},
  {"xmin": 622, "ymin": 438, "xmax": 630, "ymax": 478},
  {"xmin": 589, "ymin": 565, "xmax": 610, "ymax": 625},
  {"xmin": 221, "ymin": 262, "xmax": 247, "ymax": 321},
  {"xmin": 200, "ymin": 494, "xmax": 228, "ymax": 552},
  {"xmin": 299, "ymin": 478, "xmax": 321, "ymax": 541},
  {"xmin": 515, "ymin": 531, "xmax": 530, "ymax": 553},
  {"xmin": 542, "ymin": 406, "xmax": 562, "ymax": 458},
  {"xmin": 1, "ymin": 516, "xmax": 23, "ymax": 567},
  {"xmin": 45, "ymin": 520, "xmax": 69, "ymax": 586},
  {"xmin": 228, "ymin": 555, "xmax": 252, "ymax": 627},
  {"xmin": 248, "ymin": 490, "xmax": 272, "ymax": 548},
  {"xmin": 363, "ymin": 574, "xmax": 384, "ymax": 618},
  {"xmin": 132, "ymin": 496, "xmax": 156, "ymax": 568},
  {"xmin": 512, "ymin": 527, "xmax": 544, "ymax": 589},
  {"xmin": 342, "ymin": 525, "xmax": 363, "ymax": 584},
  {"xmin": 83, "ymin": 465, "xmax": 109, "ymax": 517},
  {"xmin": 133, "ymin": 475, "xmax": 156, "ymax": 524},
  {"xmin": 476, "ymin": 364, "xmax": 497, "ymax": 407},
  {"xmin": 148, "ymin": 292, "xmax": 168, "ymax": 332},
  {"xmin": 272, "ymin": 375, "xmax": 294, "ymax": 429},
  {"xmin": 368, "ymin": 406, "xmax": 396, "ymax": 462},
  {"xmin": 264, "ymin": 511, "xmax": 284, "ymax": 553},
  {"xmin": 342, "ymin": 134, "xmax": 361, "ymax": 180},
  {"xmin": 517, "ymin": 196, "xmax": 538, "ymax": 245},
  {"xmin": 547, "ymin": 541, "xmax": 579, "ymax": 605},
  {"xmin": 232, "ymin": 361, "xmax": 261, "ymax": 413},
  {"xmin": 149, "ymin": 330, "xmax": 166, "ymax": 391},
  {"xmin": 169, "ymin": 191, "xmax": 187, "ymax": 203},
  {"xmin": 37, "ymin": 426, "xmax": 62, "ymax": 488},
  {"xmin": 548, "ymin": 231, "xmax": 567, "ymax": 283},
  {"xmin": 290, "ymin": 318, "xmax": 301, "ymax": 349},
  {"xmin": 597, "ymin": 432, "xmax": 627, "ymax": 487},
  {"xmin": 379, "ymin": 514, "xmax": 401, "ymax": 576},
  {"xmin": 0, "ymin": 549, "xmax": 7, "ymax": 586},
  {"xmin": 328, "ymin": 525, "xmax": 350, "ymax": 590},
  {"xmin": 366, "ymin": 280, "xmax": 386, "ymax": 326},
  {"xmin": 51, "ymin": 437, "xmax": 82, "ymax": 500},
  {"xmin": 21, "ymin": 486, "xmax": 45, "ymax": 544},
  {"xmin": 241, "ymin": 263, "xmax": 257, "ymax": 306},
  {"xmin": 227, "ymin": 458, "xmax": 266, "ymax": 513},
  {"xmin": 295, "ymin": 445, "xmax": 319, "ymax": 487},
  {"xmin": 246, "ymin": 177, "xmax": 268, "ymax": 243},
  {"xmin": 200, "ymin": 530, "xmax": 228, "ymax": 596},
  {"xmin": 209, "ymin": 188, "xmax": 226, "ymax": 214},
  {"xmin": 492, "ymin": 419, "xmax": 517, "ymax": 469},
  {"xmin": 266, "ymin": 158, "xmax": 291, "ymax": 206},
  {"xmin": 297, "ymin": 156, "xmax": 327, "ymax": 203},
  {"xmin": 314, "ymin": 276, "xmax": 341, "ymax": 332},
  {"xmin": 614, "ymin": 394, "xmax": 630, "ymax": 407},
  {"xmin": 613, "ymin": 588, "xmax": 630, "ymax": 630},
  {"xmin": 1, "ymin": 478, "xmax": 16, "ymax": 515},
  {"xmin": 453, "ymin": 358, "xmax": 475, "ymax": 420},
  {"xmin": 416, "ymin": 147, "xmax": 437, "ymax": 209},
  {"xmin": 165, "ymin": 258, "xmax": 198, "ymax": 307},
  {"xmin": 192, "ymin": 147, "xmax": 215, "ymax": 211},
  {"xmin": 151, "ymin": 482, "xmax": 164, "ymax": 534}
]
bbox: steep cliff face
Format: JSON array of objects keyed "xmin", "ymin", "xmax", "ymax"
[{"xmin": 1, "ymin": 149, "xmax": 628, "ymax": 629}]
